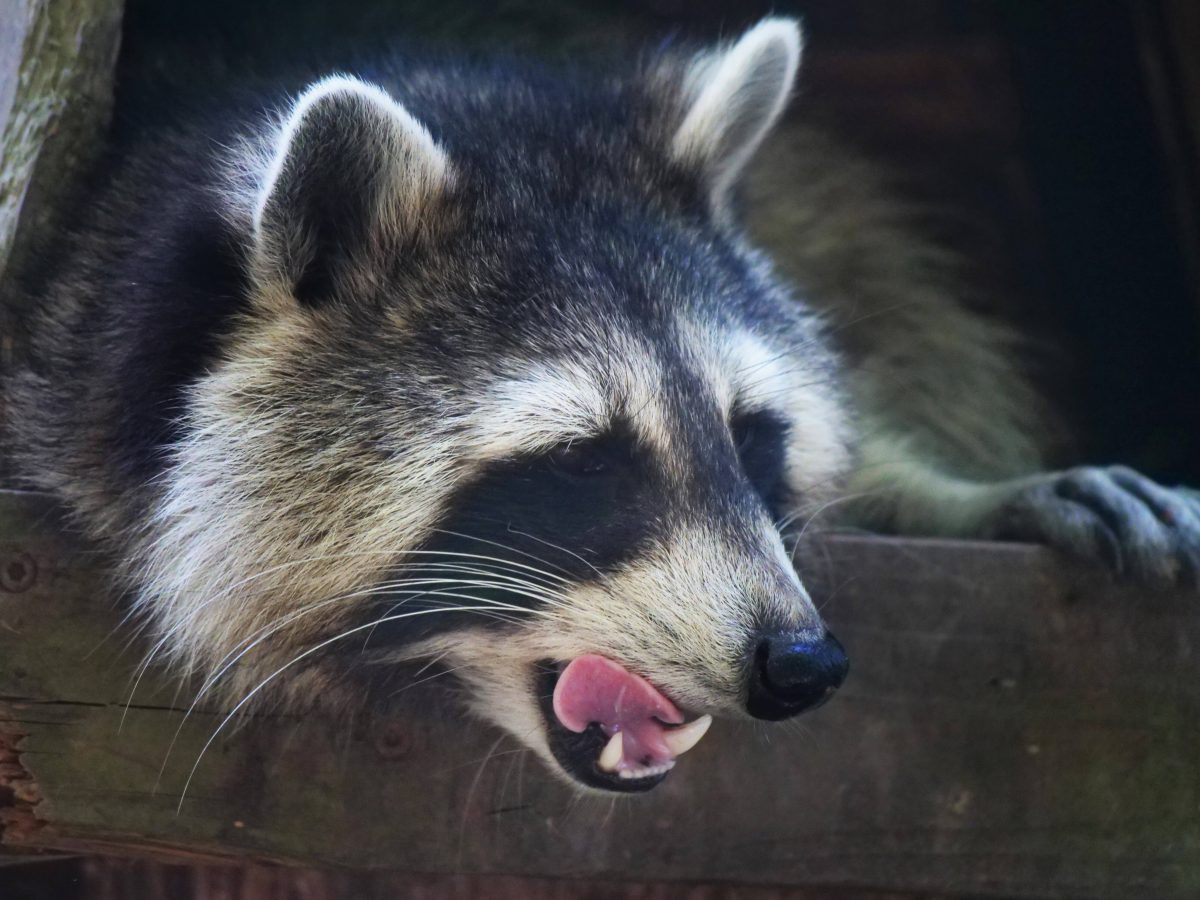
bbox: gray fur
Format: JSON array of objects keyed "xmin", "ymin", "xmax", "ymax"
[{"xmin": 4, "ymin": 18, "xmax": 1196, "ymax": 793}]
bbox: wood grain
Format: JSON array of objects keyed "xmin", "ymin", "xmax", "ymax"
[{"xmin": 1, "ymin": 490, "xmax": 1196, "ymax": 898}]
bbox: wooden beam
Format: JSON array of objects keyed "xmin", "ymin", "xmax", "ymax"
[
  {"xmin": 1, "ymin": 489, "xmax": 1196, "ymax": 897},
  {"xmin": 71, "ymin": 858, "xmax": 945, "ymax": 900}
]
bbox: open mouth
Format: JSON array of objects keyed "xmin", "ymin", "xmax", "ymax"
[{"xmin": 536, "ymin": 655, "xmax": 713, "ymax": 793}]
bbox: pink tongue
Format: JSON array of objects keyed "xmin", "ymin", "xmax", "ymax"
[{"xmin": 552, "ymin": 655, "xmax": 684, "ymax": 772}]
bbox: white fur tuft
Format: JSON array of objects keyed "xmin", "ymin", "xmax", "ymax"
[
  {"xmin": 672, "ymin": 18, "xmax": 802, "ymax": 211},
  {"xmin": 253, "ymin": 75, "xmax": 448, "ymax": 238},
  {"xmin": 245, "ymin": 75, "xmax": 451, "ymax": 307}
]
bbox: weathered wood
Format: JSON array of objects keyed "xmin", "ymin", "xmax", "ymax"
[
  {"xmin": 0, "ymin": 489, "xmax": 1196, "ymax": 897},
  {"xmin": 72, "ymin": 858, "xmax": 946, "ymax": 900},
  {"xmin": 0, "ymin": 0, "xmax": 122, "ymax": 281}
]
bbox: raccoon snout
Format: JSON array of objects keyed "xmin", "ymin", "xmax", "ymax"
[{"xmin": 745, "ymin": 628, "xmax": 849, "ymax": 721}]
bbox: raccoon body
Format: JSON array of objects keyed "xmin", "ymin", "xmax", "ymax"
[{"xmin": 6, "ymin": 18, "xmax": 1198, "ymax": 793}]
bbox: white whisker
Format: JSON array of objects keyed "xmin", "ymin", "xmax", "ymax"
[{"xmin": 174, "ymin": 601, "xmax": 537, "ymax": 812}]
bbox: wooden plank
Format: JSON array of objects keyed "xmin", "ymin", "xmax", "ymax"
[
  {"xmin": 0, "ymin": 858, "xmax": 83, "ymax": 899},
  {"xmin": 72, "ymin": 858, "xmax": 942, "ymax": 900},
  {"xmin": 0, "ymin": 489, "xmax": 1196, "ymax": 897}
]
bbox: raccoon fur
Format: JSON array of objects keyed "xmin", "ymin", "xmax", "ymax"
[{"xmin": 5, "ymin": 18, "xmax": 1199, "ymax": 793}]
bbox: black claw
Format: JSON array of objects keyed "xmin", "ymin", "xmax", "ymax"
[
  {"xmin": 985, "ymin": 468, "xmax": 1200, "ymax": 590},
  {"xmin": 1089, "ymin": 518, "xmax": 1124, "ymax": 575}
]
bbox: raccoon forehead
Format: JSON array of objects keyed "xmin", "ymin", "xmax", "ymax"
[
  {"xmin": 460, "ymin": 320, "xmax": 823, "ymax": 461},
  {"xmin": 680, "ymin": 320, "xmax": 818, "ymax": 414},
  {"xmin": 464, "ymin": 354, "xmax": 675, "ymax": 459}
]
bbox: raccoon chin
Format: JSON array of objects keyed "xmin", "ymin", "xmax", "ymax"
[{"xmin": 533, "ymin": 657, "xmax": 713, "ymax": 794}]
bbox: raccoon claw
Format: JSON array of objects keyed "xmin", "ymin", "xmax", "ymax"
[{"xmin": 986, "ymin": 466, "xmax": 1200, "ymax": 588}]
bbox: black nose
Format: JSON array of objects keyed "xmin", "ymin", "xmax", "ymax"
[{"xmin": 746, "ymin": 629, "xmax": 849, "ymax": 720}]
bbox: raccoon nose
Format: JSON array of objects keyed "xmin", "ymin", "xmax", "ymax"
[{"xmin": 745, "ymin": 629, "xmax": 849, "ymax": 720}]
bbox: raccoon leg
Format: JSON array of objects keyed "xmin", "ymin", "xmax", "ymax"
[
  {"xmin": 847, "ymin": 445, "xmax": 1200, "ymax": 588},
  {"xmin": 982, "ymin": 465, "xmax": 1200, "ymax": 587}
]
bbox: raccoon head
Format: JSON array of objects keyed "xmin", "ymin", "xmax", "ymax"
[{"xmin": 148, "ymin": 18, "xmax": 855, "ymax": 793}]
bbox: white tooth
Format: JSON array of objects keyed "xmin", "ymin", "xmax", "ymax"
[
  {"xmin": 598, "ymin": 731, "xmax": 624, "ymax": 772},
  {"xmin": 619, "ymin": 760, "xmax": 675, "ymax": 779},
  {"xmin": 662, "ymin": 714, "xmax": 713, "ymax": 757}
]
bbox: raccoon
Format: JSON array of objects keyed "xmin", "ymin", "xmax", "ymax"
[{"xmin": 5, "ymin": 18, "xmax": 1199, "ymax": 793}]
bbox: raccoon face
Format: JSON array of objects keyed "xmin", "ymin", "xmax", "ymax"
[{"xmin": 147, "ymin": 19, "xmax": 853, "ymax": 793}]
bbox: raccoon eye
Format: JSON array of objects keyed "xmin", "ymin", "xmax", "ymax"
[
  {"xmin": 731, "ymin": 410, "xmax": 789, "ymax": 515},
  {"xmin": 732, "ymin": 416, "xmax": 757, "ymax": 455},
  {"xmin": 545, "ymin": 440, "xmax": 610, "ymax": 478},
  {"xmin": 732, "ymin": 412, "xmax": 768, "ymax": 456}
]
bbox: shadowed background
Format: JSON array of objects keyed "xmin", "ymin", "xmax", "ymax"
[{"xmin": 1, "ymin": 1, "xmax": 1197, "ymax": 898}]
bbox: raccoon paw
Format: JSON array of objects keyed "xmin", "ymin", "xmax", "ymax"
[{"xmin": 986, "ymin": 466, "xmax": 1200, "ymax": 588}]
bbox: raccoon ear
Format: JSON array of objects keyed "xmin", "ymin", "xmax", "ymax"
[
  {"xmin": 251, "ymin": 75, "xmax": 451, "ymax": 306},
  {"xmin": 671, "ymin": 18, "xmax": 801, "ymax": 214}
]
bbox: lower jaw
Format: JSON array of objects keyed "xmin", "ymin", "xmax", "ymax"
[{"xmin": 535, "ymin": 664, "xmax": 670, "ymax": 794}]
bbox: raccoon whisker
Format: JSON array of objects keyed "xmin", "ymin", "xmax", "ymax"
[
  {"xmin": 442, "ymin": 744, "xmax": 531, "ymax": 776},
  {"xmin": 784, "ymin": 492, "xmax": 878, "ymax": 567},
  {"xmin": 735, "ymin": 309, "xmax": 918, "ymax": 388},
  {"xmin": 453, "ymin": 719, "xmax": 547, "ymax": 856},
  {"xmin": 458, "ymin": 732, "xmax": 512, "ymax": 861},
  {"xmin": 383, "ymin": 557, "xmax": 571, "ymax": 596},
  {"xmin": 157, "ymin": 582, "xmax": 541, "ymax": 791},
  {"xmin": 370, "ymin": 560, "xmax": 569, "ymax": 594},
  {"xmin": 814, "ymin": 573, "xmax": 861, "ymax": 616},
  {"xmin": 500, "ymin": 525, "xmax": 605, "ymax": 580},
  {"xmin": 731, "ymin": 332, "xmax": 835, "ymax": 382},
  {"xmin": 430, "ymin": 518, "xmax": 605, "ymax": 584},
  {"xmin": 601, "ymin": 794, "xmax": 620, "ymax": 830},
  {"xmin": 177, "ymin": 603, "xmax": 536, "ymax": 812},
  {"xmin": 165, "ymin": 595, "xmax": 528, "ymax": 798},
  {"xmin": 731, "ymin": 310, "xmax": 898, "ymax": 387},
  {"xmin": 91, "ymin": 591, "xmax": 159, "ymax": 662},
  {"xmin": 423, "ymin": 528, "xmax": 579, "ymax": 580},
  {"xmin": 778, "ymin": 490, "xmax": 877, "ymax": 540},
  {"xmin": 123, "ymin": 548, "xmax": 569, "ymax": 727},
  {"xmin": 362, "ymin": 588, "xmax": 549, "ymax": 628},
  {"xmin": 195, "ymin": 573, "xmax": 552, "ymax": 698},
  {"xmin": 197, "ymin": 579, "xmax": 540, "ymax": 696},
  {"xmin": 391, "ymin": 580, "xmax": 567, "ymax": 613},
  {"xmin": 389, "ymin": 549, "xmax": 570, "ymax": 586},
  {"xmin": 192, "ymin": 582, "xmax": 540, "ymax": 713},
  {"xmin": 382, "ymin": 602, "xmax": 524, "ymax": 630},
  {"xmin": 357, "ymin": 592, "xmax": 536, "ymax": 645},
  {"xmin": 357, "ymin": 592, "xmax": 544, "ymax": 644},
  {"xmin": 825, "ymin": 299, "xmax": 922, "ymax": 334},
  {"xmin": 516, "ymin": 745, "xmax": 529, "ymax": 811},
  {"xmin": 767, "ymin": 466, "xmax": 885, "ymax": 536},
  {"xmin": 498, "ymin": 743, "xmax": 522, "ymax": 818},
  {"xmin": 118, "ymin": 594, "xmax": 192, "ymax": 739},
  {"xmin": 735, "ymin": 370, "xmax": 843, "ymax": 399},
  {"xmin": 364, "ymin": 572, "xmax": 569, "ymax": 611},
  {"xmin": 737, "ymin": 373, "xmax": 841, "ymax": 402},
  {"xmin": 386, "ymin": 660, "xmax": 471, "ymax": 697},
  {"xmin": 409, "ymin": 647, "xmax": 453, "ymax": 680}
]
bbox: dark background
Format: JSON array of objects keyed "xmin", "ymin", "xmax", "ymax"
[
  {"xmin": 118, "ymin": 0, "xmax": 1200, "ymax": 485},
  {"xmin": 5, "ymin": 0, "xmax": 1199, "ymax": 896}
]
